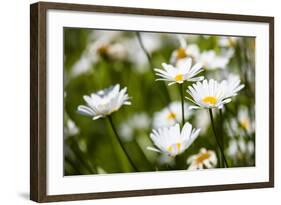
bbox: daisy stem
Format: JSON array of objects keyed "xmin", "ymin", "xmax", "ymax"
[
  {"xmin": 136, "ymin": 32, "xmax": 153, "ymax": 72},
  {"xmin": 208, "ymin": 109, "xmax": 229, "ymax": 168},
  {"xmin": 107, "ymin": 116, "xmax": 139, "ymax": 172},
  {"xmin": 179, "ymin": 83, "xmax": 185, "ymax": 126},
  {"xmin": 219, "ymin": 109, "xmax": 225, "ymax": 167}
]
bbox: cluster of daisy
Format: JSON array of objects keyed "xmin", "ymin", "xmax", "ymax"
[
  {"xmin": 149, "ymin": 35, "xmax": 245, "ymax": 169},
  {"xmin": 71, "ymin": 31, "xmax": 163, "ymax": 77},
  {"xmin": 76, "ymin": 34, "xmax": 246, "ymax": 171}
]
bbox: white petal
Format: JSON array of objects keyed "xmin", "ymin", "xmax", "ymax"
[
  {"xmin": 147, "ymin": 146, "xmax": 161, "ymax": 153},
  {"xmin": 77, "ymin": 105, "xmax": 95, "ymax": 116}
]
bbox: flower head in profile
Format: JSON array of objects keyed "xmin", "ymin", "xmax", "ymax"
[
  {"xmin": 147, "ymin": 123, "xmax": 200, "ymax": 157},
  {"xmin": 170, "ymin": 35, "xmax": 200, "ymax": 64},
  {"xmin": 187, "ymin": 148, "xmax": 217, "ymax": 170},
  {"xmin": 153, "ymin": 101, "xmax": 190, "ymax": 128},
  {"xmin": 154, "ymin": 58, "xmax": 204, "ymax": 86},
  {"xmin": 77, "ymin": 84, "xmax": 131, "ymax": 120},
  {"xmin": 186, "ymin": 79, "xmax": 242, "ymax": 109}
]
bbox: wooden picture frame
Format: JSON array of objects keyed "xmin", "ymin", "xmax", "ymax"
[{"xmin": 30, "ymin": 1, "xmax": 274, "ymax": 202}]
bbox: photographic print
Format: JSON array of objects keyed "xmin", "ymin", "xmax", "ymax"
[
  {"xmin": 63, "ymin": 29, "xmax": 256, "ymax": 175},
  {"xmin": 30, "ymin": 2, "xmax": 274, "ymax": 202}
]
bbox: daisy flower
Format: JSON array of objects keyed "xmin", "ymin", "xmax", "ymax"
[
  {"xmin": 153, "ymin": 101, "xmax": 190, "ymax": 128},
  {"xmin": 226, "ymin": 106, "xmax": 255, "ymax": 137},
  {"xmin": 147, "ymin": 123, "xmax": 200, "ymax": 157},
  {"xmin": 154, "ymin": 58, "xmax": 204, "ymax": 86},
  {"xmin": 88, "ymin": 31, "xmax": 127, "ymax": 61},
  {"xmin": 119, "ymin": 113, "xmax": 151, "ymax": 141},
  {"xmin": 186, "ymin": 79, "xmax": 243, "ymax": 109},
  {"xmin": 77, "ymin": 84, "xmax": 131, "ymax": 120},
  {"xmin": 237, "ymin": 107, "xmax": 254, "ymax": 134},
  {"xmin": 194, "ymin": 109, "xmax": 210, "ymax": 134},
  {"xmin": 187, "ymin": 148, "xmax": 217, "ymax": 170},
  {"xmin": 170, "ymin": 35, "xmax": 200, "ymax": 65},
  {"xmin": 219, "ymin": 36, "xmax": 239, "ymax": 48},
  {"xmin": 89, "ymin": 41, "xmax": 127, "ymax": 60},
  {"xmin": 64, "ymin": 119, "xmax": 79, "ymax": 137},
  {"xmin": 227, "ymin": 138, "xmax": 255, "ymax": 159},
  {"xmin": 197, "ymin": 50, "xmax": 230, "ymax": 70}
]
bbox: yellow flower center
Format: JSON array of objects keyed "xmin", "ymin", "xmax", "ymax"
[
  {"xmin": 97, "ymin": 45, "xmax": 109, "ymax": 55},
  {"xmin": 195, "ymin": 152, "xmax": 211, "ymax": 164},
  {"xmin": 176, "ymin": 47, "xmax": 187, "ymax": 59},
  {"xmin": 202, "ymin": 96, "xmax": 217, "ymax": 105},
  {"xmin": 174, "ymin": 74, "xmax": 183, "ymax": 82},
  {"xmin": 240, "ymin": 118, "xmax": 250, "ymax": 130},
  {"xmin": 167, "ymin": 143, "xmax": 181, "ymax": 154},
  {"xmin": 167, "ymin": 112, "xmax": 177, "ymax": 120}
]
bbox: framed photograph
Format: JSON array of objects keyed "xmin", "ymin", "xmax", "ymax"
[{"xmin": 30, "ymin": 1, "xmax": 274, "ymax": 202}]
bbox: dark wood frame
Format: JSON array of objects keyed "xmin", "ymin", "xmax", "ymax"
[{"xmin": 30, "ymin": 1, "xmax": 274, "ymax": 202}]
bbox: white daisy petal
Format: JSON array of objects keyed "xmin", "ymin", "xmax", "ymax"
[
  {"xmin": 186, "ymin": 78, "xmax": 243, "ymax": 109},
  {"xmin": 187, "ymin": 148, "xmax": 217, "ymax": 170},
  {"xmin": 77, "ymin": 84, "xmax": 131, "ymax": 120},
  {"xmin": 148, "ymin": 122, "xmax": 200, "ymax": 157},
  {"xmin": 147, "ymin": 146, "xmax": 161, "ymax": 153},
  {"xmin": 154, "ymin": 57, "xmax": 204, "ymax": 85}
]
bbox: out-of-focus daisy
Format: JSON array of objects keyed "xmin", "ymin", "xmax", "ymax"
[
  {"xmin": 227, "ymin": 106, "xmax": 255, "ymax": 137},
  {"xmin": 77, "ymin": 84, "xmax": 131, "ymax": 120},
  {"xmin": 237, "ymin": 107, "xmax": 254, "ymax": 134},
  {"xmin": 71, "ymin": 53, "xmax": 93, "ymax": 77},
  {"xmin": 119, "ymin": 113, "xmax": 151, "ymax": 141},
  {"xmin": 153, "ymin": 101, "xmax": 190, "ymax": 128},
  {"xmin": 64, "ymin": 119, "xmax": 79, "ymax": 137},
  {"xmin": 219, "ymin": 36, "xmax": 239, "ymax": 48},
  {"xmin": 124, "ymin": 33, "xmax": 162, "ymax": 73},
  {"xmin": 187, "ymin": 148, "xmax": 217, "ymax": 170},
  {"xmin": 136, "ymin": 32, "xmax": 162, "ymax": 54},
  {"xmin": 130, "ymin": 112, "xmax": 151, "ymax": 130},
  {"xmin": 197, "ymin": 50, "xmax": 230, "ymax": 70},
  {"xmin": 194, "ymin": 109, "xmax": 210, "ymax": 134},
  {"xmin": 227, "ymin": 138, "xmax": 254, "ymax": 158},
  {"xmin": 89, "ymin": 40, "xmax": 127, "ymax": 61},
  {"xmin": 87, "ymin": 31, "xmax": 127, "ymax": 61},
  {"xmin": 119, "ymin": 123, "xmax": 134, "ymax": 141},
  {"xmin": 154, "ymin": 58, "xmax": 204, "ymax": 86},
  {"xmin": 170, "ymin": 35, "xmax": 200, "ymax": 65},
  {"xmin": 97, "ymin": 166, "xmax": 107, "ymax": 174},
  {"xmin": 186, "ymin": 79, "xmax": 234, "ymax": 109},
  {"xmin": 147, "ymin": 123, "xmax": 200, "ymax": 157}
]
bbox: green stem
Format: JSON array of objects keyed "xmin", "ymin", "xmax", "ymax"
[
  {"xmin": 133, "ymin": 139, "xmax": 154, "ymax": 170},
  {"xmin": 208, "ymin": 109, "xmax": 229, "ymax": 168},
  {"xmin": 107, "ymin": 116, "xmax": 139, "ymax": 171},
  {"xmin": 136, "ymin": 32, "xmax": 153, "ymax": 74},
  {"xmin": 219, "ymin": 109, "xmax": 225, "ymax": 167},
  {"xmin": 179, "ymin": 83, "xmax": 185, "ymax": 126}
]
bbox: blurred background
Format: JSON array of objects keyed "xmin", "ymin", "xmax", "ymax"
[{"xmin": 63, "ymin": 28, "xmax": 255, "ymax": 175}]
